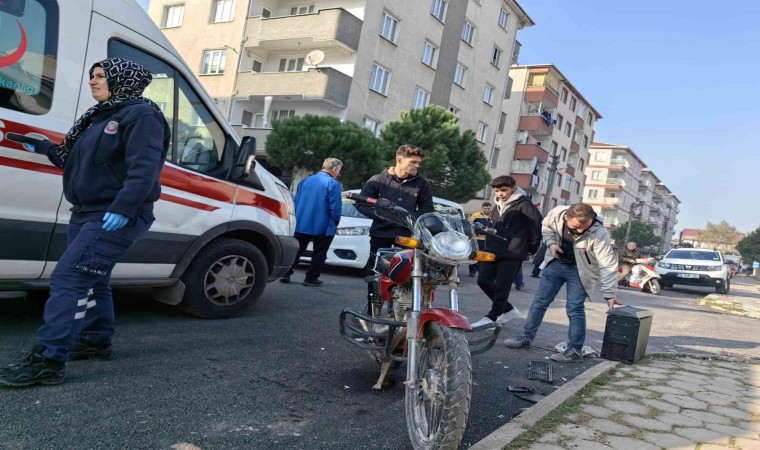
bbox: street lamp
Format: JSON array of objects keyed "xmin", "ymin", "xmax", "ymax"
[{"xmin": 623, "ymin": 201, "xmax": 644, "ymax": 244}]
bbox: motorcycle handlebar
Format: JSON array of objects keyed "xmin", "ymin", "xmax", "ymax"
[{"xmin": 346, "ymin": 192, "xmax": 405, "ymax": 213}]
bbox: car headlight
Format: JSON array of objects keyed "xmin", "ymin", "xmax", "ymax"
[
  {"xmin": 657, "ymin": 262, "xmax": 670, "ymax": 269},
  {"xmin": 336, "ymin": 226, "xmax": 370, "ymax": 236},
  {"xmin": 707, "ymin": 265, "xmax": 723, "ymax": 272}
]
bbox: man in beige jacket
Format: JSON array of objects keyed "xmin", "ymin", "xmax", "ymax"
[{"xmin": 504, "ymin": 203, "xmax": 620, "ymax": 362}]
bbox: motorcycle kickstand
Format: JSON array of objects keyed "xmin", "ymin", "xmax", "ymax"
[{"xmin": 371, "ymin": 329, "xmax": 406, "ymax": 391}]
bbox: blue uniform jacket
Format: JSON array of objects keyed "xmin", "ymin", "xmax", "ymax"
[
  {"xmin": 38, "ymin": 99, "xmax": 170, "ymax": 222},
  {"xmin": 294, "ymin": 171, "xmax": 342, "ymax": 236}
]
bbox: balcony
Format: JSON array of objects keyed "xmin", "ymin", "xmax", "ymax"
[
  {"xmin": 236, "ymin": 68, "xmax": 352, "ymax": 107},
  {"xmin": 519, "ymin": 115, "xmax": 554, "ymax": 137},
  {"xmin": 575, "ymin": 115, "xmax": 585, "ymax": 128},
  {"xmin": 524, "ymin": 85, "xmax": 559, "ymax": 108},
  {"xmin": 586, "ymin": 197, "xmax": 620, "ymax": 207},
  {"xmin": 570, "ymin": 141, "xmax": 580, "ymax": 152},
  {"xmin": 514, "ymin": 144, "xmax": 549, "ymax": 163},
  {"xmin": 560, "ymin": 189, "xmax": 571, "ymax": 200},
  {"xmin": 609, "ymin": 158, "xmax": 628, "ymax": 167},
  {"xmin": 565, "ymin": 165, "xmax": 575, "ymax": 177},
  {"xmin": 231, "ymin": 125, "xmax": 272, "ymax": 157},
  {"xmin": 246, "ymin": 8, "xmax": 363, "ymax": 53},
  {"xmin": 601, "ymin": 216, "xmax": 619, "ymax": 226},
  {"xmin": 513, "ymin": 174, "xmax": 543, "ymax": 192}
]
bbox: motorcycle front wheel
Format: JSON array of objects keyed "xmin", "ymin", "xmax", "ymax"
[
  {"xmin": 645, "ymin": 279, "xmax": 661, "ymax": 295},
  {"xmin": 405, "ymin": 322, "xmax": 472, "ymax": 450}
]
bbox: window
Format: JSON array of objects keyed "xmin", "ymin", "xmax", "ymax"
[
  {"xmin": 241, "ymin": 111, "xmax": 253, "ymax": 126},
  {"xmin": 550, "ymin": 141, "xmax": 558, "ymax": 156},
  {"xmin": 163, "ymin": 4, "xmax": 185, "ymax": 28},
  {"xmin": 577, "ymin": 104, "xmax": 587, "ymax": 120},
  {"xmin": 412, "ymin": 87, "xmax": 431, "ymax": 109},
  {"xmin": 278, "ymin": 58, "xmax": 304, "ymax": 72},
  {"xmin": 563, "ymin": 175, "xmax": 573, "ymax": 190},
  {"xmin": 490, "ymin": 45, "xmax": 503, "ymax": 67},
  {"xmin": 556, "ymin": 176, "xmax": 562, "ymax": 187},
  {"xmin": 497, "ymin": 8, "xmax": 509, "ymax": 30},
  {"xmin": 498, "ymin": 112, "xmax": 507, "ymax": 133},
  {"xmin": 579, "ymin": 158, "xmax": 585, "ymax": 171},
  {"xmin": 454, "ymin": 63, "xmax": 468, "ymax": 88},
  {"xmin": 448, "ymin": 105, "xmax": 460, "ymax": 116},
  {"xmin": 587, "ymin": 112, "xmax": 594, "ymax": 126},
  {"xmin": 211, "ymin": 0, "xmax": 234, "ymax": 23},
  {"xmin": 362, "ymin": 116, "xmax": 383, "ymax": 137},
  {"xmin": 505, "ymin": 76, "xmax": 513, "ymax": 99},
  {"xmin": 271, "ymin": 110, "xmax": 296, "ymax": 121},
  {"xmin": 550, "ymin": 198, "xmax": 557, "ymax": 209},
  {"xmin": 370, "ymin": 64, "xmax": 391, "ymax": 95},
  {"xmin": 569, "ymin": 96, "xmax": 577, "ymax": 112},
  {"xmin": 251, "ymin": 60, "xmax": 263, "ymax": 73},
  {"xmin": 561, "ymin": 88, "xmax": 568, "ymax": 104},
  {"xmin": 483, "ymin": 83, "xmax": 495, "ymax": 105},
  {"xmin": 261, "ymin": 7, "xmax": 272, "ymax": 18},
  {"xmin": 607, "ymin": 191, "xmax": 617, "ymax": 198},
  {"xmin": 380, "ymin": 11, "xmax": 400, "ymax": 43},
  {"xmin": 490, "ymin": 148, "xmax": 500, "ymax": 169},
  {"xmin": 461, "ymin": 21, "xmax": 475, "ymax": 45},
  {"xmin": 421, "ymin": 41, "xmax": 439, "ymax": 68},
  {"xmin": 201, "ymin": 49, "xmax": 227, "ymax": 74},
  {"xmin": 0, "ymin": 0, "xmax": 59, "ymax": 115},
  {"xmin": 591, "ymin": 170, "xmax": 602, "ymax": 180},
  {"xmin": 594, "ymin": 152, "xmax": 606, "ymax": 162},
  {"xmin": 564, "ymin": 122, "xmax": 572, "ymax": 137},
  {"xmin": 290, "ymin": 5, "xmax": 315, "ymax": 15},
  {"xmin": 583, "ymin": 135, "xmax": 589, "ymax": 148},
  {"xmin": 476, "ymin": 122, "xmax": 488, "ymax": 143},
  {"xmin": 556, "ymin": 115, "xmax": 563, "ymax": 130},
  {"xmin": 430, "ymin": 0, "xmax": 448, "ymax": 22},
  {"xmin": 587, "ymin": 189, "xmax": 598, "ymax": 199},
  {"xmin": 109, "ymin": 40, "xmax": 226, "ymax": 173},
  {"xmin": 560, "ymin": 147, "xmax": 567, "ymax": 162}
]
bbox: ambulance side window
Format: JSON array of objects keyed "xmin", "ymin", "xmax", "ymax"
[{"xmin": 0, "ymin": 0, "xmax": 59, "ymax": 115}]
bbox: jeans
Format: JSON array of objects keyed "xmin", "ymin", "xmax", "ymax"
[
  {"xmin": 286, "ymin": 232, "xmax": 335, "ymax": 280},
  {"xmin": 478, "ymin": 258, "xmax": 522, "ymax": 321},
  {"xmin": 514, "ymin": 266, "xmax": 524, "ymax": 287},
  {"xmin": 522, "ymin": 260, "xmax": 588, "ymax": 351},
  {"xmin": 35, "ymin": 217, "xmax": 152, "ymax": 361}
]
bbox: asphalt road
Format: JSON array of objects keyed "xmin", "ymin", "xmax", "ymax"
[{"xmin": 1, "ymin": 264, "xmax": 757, "ymax": 449}]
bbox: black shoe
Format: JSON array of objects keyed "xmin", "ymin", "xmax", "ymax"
[
  {"xmin": 70, "ymin": 338, "xmax": 112, "ymax": 361},
  {"xmin": 469, "ymin": 273, "xmax": 477, "ymax": 277},
  {"xmin": 280, "ymin": 276, "xmax": 291, "ymax": 283},
  {"xmin": 303, "ymin": 278, "xmax": 323, "ymax": 286},
  {"xmin": 0, "ymin": 347, "xmax": 66, "ymax": 387},
  {"xmin": 530, "ymin": 274, "xmax": 540, "ymax": 278},
  {"xmin": 515, "ymin": 284, "xmax": 524, "ymax": 291}
]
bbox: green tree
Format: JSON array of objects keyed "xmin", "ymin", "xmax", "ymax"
[
  {"xmin": 265, "ymin": 115, "xmax": 383, "ymax": 189},
  {"xmin": 610, "ymin": 220, "xmax": 662, "ymax": 248},
  {"xmin": 697, "ymin": 221, "xmax": 742, "ymax": 251},
  {"xmin": 379, "ymin": 106, "xmax": 490, "ymax": 203},
  {"xmin": 737, "ymin": 227, "xmax": 760, "ymax": 263}
]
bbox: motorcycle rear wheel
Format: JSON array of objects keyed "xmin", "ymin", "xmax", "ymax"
[{"xmin": 405, "ymin": 322, "xmax": 472, "ymax": 450}]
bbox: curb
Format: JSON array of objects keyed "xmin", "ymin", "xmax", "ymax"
[{"xmin": 468, "ymin": 360, "xmax": 619, "ymax": 450}]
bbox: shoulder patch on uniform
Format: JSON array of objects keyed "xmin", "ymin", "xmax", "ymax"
[{"xmin": 104, "ymin": 121, "xmax": 119, "ymax": 134}]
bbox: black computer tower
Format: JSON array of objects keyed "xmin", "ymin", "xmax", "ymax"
[{"xmin": 601, "ymin": 306, "xmax": 653, "ymax": 363}]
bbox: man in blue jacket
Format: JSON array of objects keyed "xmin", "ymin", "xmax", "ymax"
[{"xmin": 282, "ymin": 158, "xmax": 343, "ymax": 286}]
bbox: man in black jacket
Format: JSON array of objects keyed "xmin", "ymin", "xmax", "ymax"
[{"xmin": 471, "ymin": 176, "xmax": 542, "ymax": 328}]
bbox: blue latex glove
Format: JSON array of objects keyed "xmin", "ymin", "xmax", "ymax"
[
  {"xmin": 102, "ymin": 212, "xmax": 128, "ymax": 231},
  {"xmin": 22, "ymin": 143, "xmax": 36, "ymax": 152}
]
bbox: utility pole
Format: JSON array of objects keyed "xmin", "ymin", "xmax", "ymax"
[
  {"xmin": 623, "ymin": 201, "xmax": 643, "ymax": 244},
  {"xmin": 541, "ymin": 154, "xmax": 560, "ymax": 216}
]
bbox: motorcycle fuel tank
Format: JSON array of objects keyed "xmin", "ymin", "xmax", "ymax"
[{"xmin": 388, "ymin": 250, "xmax": 414, "ymax": 283}]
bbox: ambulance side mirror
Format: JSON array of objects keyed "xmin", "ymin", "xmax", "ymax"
[{"xmin": 231, "ymin": 136, "xmax": 256, "ymax": 180}]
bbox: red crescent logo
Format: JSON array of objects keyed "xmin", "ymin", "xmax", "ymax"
[{"xmin": 0, "ymin": 21, "xmax": 28, "ymax": 68}]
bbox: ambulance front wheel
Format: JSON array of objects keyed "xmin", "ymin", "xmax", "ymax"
[{"xmin": 180, "ymin": 238, "xmax": 268, "ymax": 319}]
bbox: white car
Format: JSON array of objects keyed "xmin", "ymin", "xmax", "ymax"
[
  {"xmin": 656, "ymin": 249, "xmax": 731, "ymax": 294},
  {"xmin": 302, "ymin": 190, "xmax": 465, "ymax": 269}
]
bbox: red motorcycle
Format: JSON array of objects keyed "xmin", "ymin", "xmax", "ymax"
[{"xmin": 339, "ymin": 193, "xmax": 500, "ymax": 450}]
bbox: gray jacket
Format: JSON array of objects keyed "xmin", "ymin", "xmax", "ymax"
[{"xmin": 539, "ymin": 206, "xmax": 618, "ymax": 299}]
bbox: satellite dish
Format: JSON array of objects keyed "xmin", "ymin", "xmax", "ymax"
[{"xmin": 305, "ymin": 50, "xmax": 325, "ymax": 66}]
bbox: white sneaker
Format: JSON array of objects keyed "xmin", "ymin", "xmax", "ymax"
[
  {"xmin": 496, "ymin": 307, "xmax": 521, "ymax": 325},
  {"xmin": 471, "ymin": 317, "xmax": 495, "ymax": 328}
]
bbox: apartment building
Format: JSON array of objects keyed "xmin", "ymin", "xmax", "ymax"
[
  {"xmin": 493, "ymin": 64, "xmax": 601, "ymax": 214},
  {"xmin": 584, "ymin": 142, "xmax": 681, "ymax": 251},
  {"xmin": 148, "ymin": 0, "xmax": 534, "ymax": 165}
]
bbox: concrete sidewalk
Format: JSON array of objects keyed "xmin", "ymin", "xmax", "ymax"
[
  {"xmin": 471, "ymin": 355, "xmax": 760, "ymax": 449},
  {"xmin": 700, "ymin": 276, "xmax": 760, "ymax": 319}
]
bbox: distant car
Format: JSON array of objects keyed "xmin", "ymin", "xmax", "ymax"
[
  {"xmin": 656, "ymin": 249, "xmax": 731, "ymax": 294},
  {"xmin": 300, "ymin": 189, "xmax": 465, "ymax": 269}
]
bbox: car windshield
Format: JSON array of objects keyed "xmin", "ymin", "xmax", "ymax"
[
  {"xmin": 341, "ymin": 201, "xmax": 370, "ymax": 219},
  {"xmin": 667, "ymin": 250, "xmax": 721, "ymax": 261}
]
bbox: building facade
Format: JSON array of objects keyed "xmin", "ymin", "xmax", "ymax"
[
  {"xmin": 148, "ymin": 0, "xmax": 533, "ymax": 166},
  {"xmin": 489, "ymin": 64, "xmax": 601, "ymax": 214},
  {"xmin": 584, "ymin": 142, "xmax": 681, "ymax": 252}
]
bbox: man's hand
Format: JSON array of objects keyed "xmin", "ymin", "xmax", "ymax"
[
  {"xmin": 102, "ymin": 212, "xmax": 128, "ymax": 231},
  {"xmin": 606, "ymin": 298, "xmax": 623, "ymax": 309},
  {"xmin": 549, "ymin": 244, "xmax": 563, "ymax": 258}
]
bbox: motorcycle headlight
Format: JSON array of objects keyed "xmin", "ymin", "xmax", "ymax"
[
  {"xmin": 336, "ymin": 226, "xmax": 370, "ymax": 236},
  {"xmin": 429, "ymin": 231, "xmax": 472, "ymax": 261}
]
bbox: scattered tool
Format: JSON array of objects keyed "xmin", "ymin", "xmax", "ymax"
[{"xmin": 527, "ymin": 360, "xmax": 553, "ymax": 382}]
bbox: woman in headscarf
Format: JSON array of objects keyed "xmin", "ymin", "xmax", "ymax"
[{"xmin": 0, "ymin": 58, "xmax": 170, "ymax": 387}]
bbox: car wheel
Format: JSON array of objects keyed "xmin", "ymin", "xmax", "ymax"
[
  {"xmin": 180, "ymin": 238, "xmax": 268, "ymax": 319},
  {"xmin": 716, "ymin": 278, "xmax": 730, "ymax": 295}
]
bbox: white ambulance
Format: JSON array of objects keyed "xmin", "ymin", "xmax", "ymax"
[{"xmin": 0, "ymin": 0, "xmax": 298, "ymax": 318}]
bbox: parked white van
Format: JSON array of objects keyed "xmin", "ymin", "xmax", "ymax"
[{"xmin": 0, "ymin": 0, "xmax": 298, "ymax": 318}]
